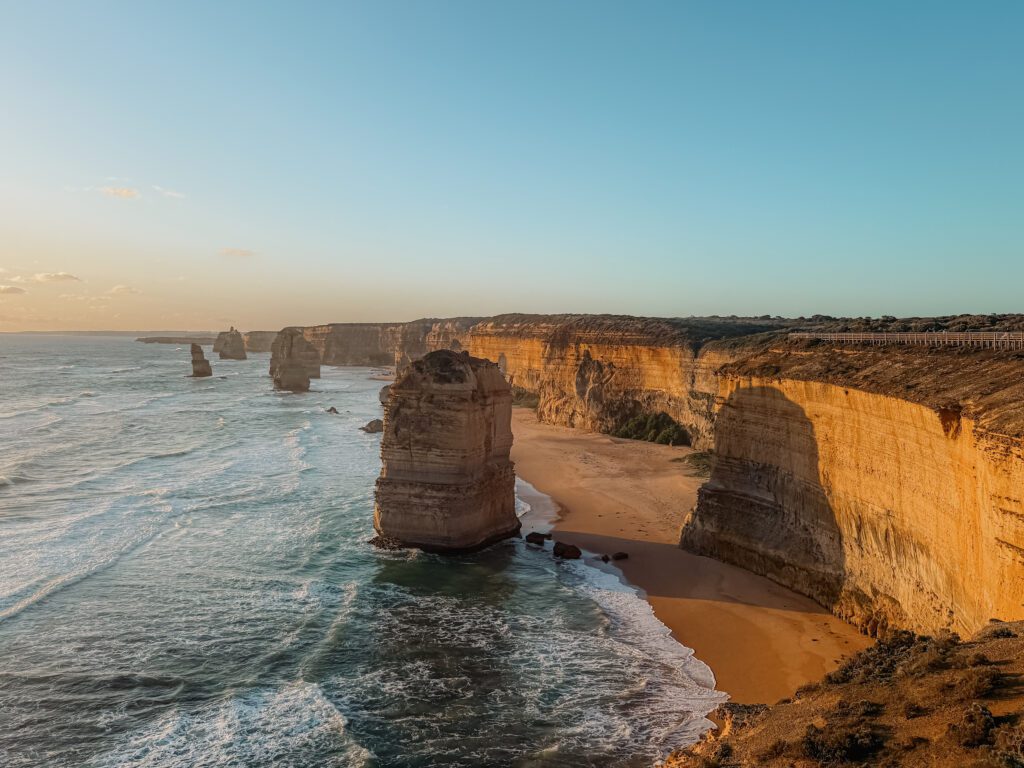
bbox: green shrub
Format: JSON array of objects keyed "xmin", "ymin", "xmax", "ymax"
[{"xmin": 610, "ymin": 412, "xmax": 691, "ymax": 446}]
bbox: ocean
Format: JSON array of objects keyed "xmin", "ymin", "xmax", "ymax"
[{"xmin": 0, "ymin": 335, "xmax": 723, "ymax": 767}]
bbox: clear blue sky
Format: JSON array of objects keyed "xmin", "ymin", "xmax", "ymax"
[{"xmin": 0, "ymin": 1, "xmax": 1021, "ymax": 330}]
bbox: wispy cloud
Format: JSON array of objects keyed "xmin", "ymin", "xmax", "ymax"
[
  {"xmin": 34, "ymin": 272, "xmax": 82, "ymax": 282},
  {"xmin": 220, "ymin": 248, "xmax": 255, "ymax": 258},
  {"xmin": 0, "ymin": 285, "xmax": 27, "ymax": 295},
  {"xmin": 108, "ymin": 284, "xmax": 141, "ymax": 295},
  {"xmin": 152, "ymin": 185, "xmax": 186, "ymax": 199},
  {"xmin": 98, "ymin": 186, "xmax": 141, "ymax": 199}
]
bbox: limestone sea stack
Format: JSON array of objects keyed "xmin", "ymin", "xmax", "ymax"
[
  {"xmin": 270, "ymin": 328, "xmax": 318, "ymax": 392},
  {"xmin": 217, "ymin": 327, "xmax": 247, "ymax": 360},
  {"xmin": 189, "ymin": 343, "xmax": 212, "ymax": 377},
  {"xmin": 270, "ymin": 327, "xmax": 321, "ymax": 382},
  {"xmin": 373, "ymin": 349, "xmax": 520, "ymax": 552}
]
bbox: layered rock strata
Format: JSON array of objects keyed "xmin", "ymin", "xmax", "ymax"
[
  {"xmin": 680, "ymin": 344, "xmax": 1024, "ymax": 637},
  {"xmin": 189, "ymin": 343, "xmax": 212, "ymax": 377},
  {"xmin": 270, "ymin": 328, "xmax": 316, "ymax": 392},
  {"xmin": 216, "ymin": 328, "xmax": 247, "ymax": 360},
  {"xmin": 373, "ymin": 350, "xmax": 519, "ymax": 552},
  {"xmin": 243, "ymin": 331, "xmax": 279, "ymax": 353},
  {"xmin": 274, "ymin": 313, "xmax": 1024, "ymax": 637}
]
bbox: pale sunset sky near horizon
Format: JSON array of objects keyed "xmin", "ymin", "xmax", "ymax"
[{"xmin": 0, "ymin": 1, "xmax": 1021, "ymax": 331}]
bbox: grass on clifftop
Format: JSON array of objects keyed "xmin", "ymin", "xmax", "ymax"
[{"xmin": 667, "ymin": 622, "xmax": 1024, "ymax": 768}]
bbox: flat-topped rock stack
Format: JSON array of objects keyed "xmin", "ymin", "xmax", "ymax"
[
  {"xmin": 189, "ymin": 343, "xmax": 212, "ymax": 377},
  {"xmin": 373, "ymin": 349, "xmax": 519, "ymax": 552},
  {"xmin": 216, "ymin": 327, "xmax": 247, "ymax": 360},
  {"xmin": 270, "ymin": 327, "xmax": 318, "ymax": 392}
]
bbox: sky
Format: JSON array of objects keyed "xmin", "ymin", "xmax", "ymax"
[{"xmin": 0, "ymin": 1, "xmax": 1021, "ymax": 331}]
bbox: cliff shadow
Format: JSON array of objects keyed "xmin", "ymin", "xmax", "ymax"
[{"xmin": 679, "ymin": 384, "xmax": 848, "ymax": 619}]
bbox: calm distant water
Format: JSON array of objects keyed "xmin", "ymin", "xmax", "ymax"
[{"xmin": 0, "ymin": 335, "xmax": 722, "ymax": 767}]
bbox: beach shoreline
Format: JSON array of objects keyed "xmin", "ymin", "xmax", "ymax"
[{"xmin": 510, "ymin": 408, "xmax": 872, "ymax": 706}]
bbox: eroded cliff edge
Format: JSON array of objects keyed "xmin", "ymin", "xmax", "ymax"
[
  {"xmin": 681, "ymin": 340, "xmax": 1024, "ymax": 637},
  {"xmin": 284, "ymin": 313, "xmax": 1024, "ymax": 637}
]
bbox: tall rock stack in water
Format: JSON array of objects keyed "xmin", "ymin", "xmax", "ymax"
[
  {"xmin": 189, "ymin": 343, "xmax": 212, "ymax": 377},
  {"xmin": 217, "ymin": 327, "xmax": 247, "ymax": 360},
  {"xmin": 373, "ymin": 349, "xmax": 519, "ymax": 552},
  {"xmin": 270, "ymin": 328, "xmax": 318, "ymax": 392}
]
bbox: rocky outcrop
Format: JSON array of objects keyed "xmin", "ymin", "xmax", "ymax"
[
  {"xmin": 270, "ymin": 328, "xmax": 316, "ymax": 392},
  {"xmin": 680, "ymin": 344, "xmax": 1024, "ymax": 638},
  {"xmin": 360, "ymin": 419, "xmax": 383, "ymax": 433},
  {"xmin": 216, "ymin": 328, "xmax": 247, "ymax": 360},
  {"xmin": 243, "ymin": 331, "xmax": 279, "ymax": 353},
  {"xmin": 263, "ymin": 312, "xmax": 1024, "ymax": 637},
  {"xmin": 373, "ymin": 350, "xmax": 519, "ymax": 552},
  {"xmin": 189, "ymin": 343, "xmax": 212, "ymax": 377},
  {"xmin": 270, "ymin": 327, "xmax": 321, "ymax": 381},
  {"xmin": 294, "ymin": 318, "xmax": 481, "ymax": 367}
]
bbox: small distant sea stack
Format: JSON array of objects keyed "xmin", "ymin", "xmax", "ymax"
[
  {"xmin": 270, "ymin": 328, "xmax": 318, "ymax": 392},
  {"xmin": 189, "ymin": 343, "xmax": 212, "ymax": 377},
  {"xmin": 373, "ymin": 349, "xmax": 519, "ymax": 553},
  {"xmin": 217, "ymin": 327, "xmax": 247, "ymax": 360}
]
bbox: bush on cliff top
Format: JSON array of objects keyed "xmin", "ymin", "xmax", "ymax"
[{"xmin": 610, "ymin": 412, "xmax": 691, "ymax": 446}]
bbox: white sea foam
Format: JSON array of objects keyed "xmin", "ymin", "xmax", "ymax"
[{"xmin": 90, "ymin": 682, "xmax": 374, "ymax": 768}]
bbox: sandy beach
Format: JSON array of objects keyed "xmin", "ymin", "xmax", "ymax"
[{"xmin": 510, "ymin": 409, "xmax": 872, "ymax": 705}]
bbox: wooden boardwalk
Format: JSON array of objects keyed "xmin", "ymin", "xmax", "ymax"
[{"xmin": 789, "ymin": 331, "xmax": 1024, "ymax": 350}]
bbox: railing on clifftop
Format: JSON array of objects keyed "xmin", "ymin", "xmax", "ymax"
[{"xmin": 789, "ymin": 331, "xmax": 1024, "ymax": 350}]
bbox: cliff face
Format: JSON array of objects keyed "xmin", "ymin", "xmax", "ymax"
[
  {"xmin": 278, "ymin": 314, "xmax": 1024, "ymax": 636},
  {"xmin": 373, "ymin": 350, "xmax": 519, "ymax": 552},
  {"xmin": 243, "ymin": 331, "xmax": 279, "ymax": 353},
  {"xmin": 297, "ymin": 319, "xmax": 479, "ymax": 367},
  {"xmin": 466, "ymin": 316, "xmax": 764, "ymax": 447},
  {"xmin": 681, "ymin": 344, "xmax": 1024, "ymax": 637}
]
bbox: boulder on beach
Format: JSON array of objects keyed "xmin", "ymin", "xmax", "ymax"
[
  {"xmin": 216, "ymin": 327, "xmax": 247, "ymax": 360},
  {"xmin": 611, "ymin": 551, "xmax": 629, "ymax": 561},
  {"xmin": 189, "ymin": 343, "xmax": 212, "ymax": 377},
  {"xmin": 525, "ymin": 532, "xmax": 548, "ymax": 546},
  {"xmin": 360, "ymin": 418, "xmax": 384, "ymax": 433},
  {"xmin": 553, "ymin": 542, "xmax": 582, "ymax": 559}
]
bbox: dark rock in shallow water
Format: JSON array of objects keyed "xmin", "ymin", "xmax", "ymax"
[
  {"xmin": 189, "ymin": 343, "xmax": 212, "ymax": 377},
  {"xmin": 525, "ymin": 532, "xmax": 547, "ymax": 546},
  {"xmin": 601, "ymin": 554, "xmax": 610, "ymax": 563},
  {"xmin": 611, "ymin": 551, "xmax": 629, "ymax": 561},
  {"xmin": 553, "ymin": 542, "xmax": 582, "ymax": 559},
  {"xmin": 360, "ymin": 418, "xmax": 384, "ymax": 433},
  {"xmin": 326, "ymin": 407, "xmax": 339, "ymax": 414}
]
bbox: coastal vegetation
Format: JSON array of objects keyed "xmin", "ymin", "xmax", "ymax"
[{"xmin": 610, "ymin": 411, "xmax": 690, "ymax": 446}]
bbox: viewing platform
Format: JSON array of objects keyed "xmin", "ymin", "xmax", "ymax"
[{"xmin": 789, "ymin": 331, "xmax": 1024, "ymax": 350}]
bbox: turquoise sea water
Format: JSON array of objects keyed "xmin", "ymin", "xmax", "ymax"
[{"xmin": 0, "ymin": 336, "xmax": 723, "ymax": 767}]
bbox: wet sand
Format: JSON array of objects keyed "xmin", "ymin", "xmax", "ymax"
[{"xmin": 510, "ymin": 409, "xmax": 872, "ymax": 705}]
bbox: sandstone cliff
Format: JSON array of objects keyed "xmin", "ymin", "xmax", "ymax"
[
  {"xmin": 298, "ymin": 318, "xmax": 480, "ymax": 367},
  {"xmin": 216, "ymin": 328, "xmax": 247, "ymax": 360},
  {"xmin": 373, "ymin": 349, "xmax": 519, "ymax": 552},
  {"xmin": 189, "ymin": 343, "xmax": 212, "ymax": 377},
  {"xmin": 681, "ymin": 340, "xmax": 1024, "ymax": 637},
  {"xmin": 269, "ymin": 328, "xmax": 315, "ymax": 392},
  {"xmin": 243, "ymin": 330, "xmax": 279, "ymax": 353},
  {"xmin": 276, "ymin": 313, "xmax": 1024, "ymax": 637}
]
